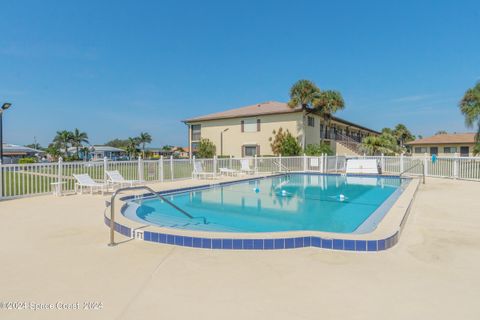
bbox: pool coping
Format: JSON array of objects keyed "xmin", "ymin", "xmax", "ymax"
[{"xmin": 105, "ymin": 173, "xmax": 420, "ymax": 251}]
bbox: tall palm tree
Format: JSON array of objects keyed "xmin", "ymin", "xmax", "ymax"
[
  {"xmin": 70, "ymin": 128, "xmax": 89, "ymax": 158},
  {"xmin": 460, "ymin": 81, "xmax": 480, "ymax": 155},
  {"xmin": 392, "ymin": 124, "xmax": 414, "ymax": 147},
  {"xmin": 314, "ymin": 90, "xmax": 345, "ymax": 143},
  {"xmin": 53, "ymin": 130, "xmax": 73, "ymax": 156},
  {"xmin": 287, "ymin": 80, "xmax": 321, "ymax": 148},
  {"xmin": 137, "ymin": 132, "xmax": 152, "ymax": 158},
  {"xmin": 287, "ymin": 80, "xmax": 321, "ymax": 109},
  {"xmin": 126, "ymin": 137, "xmax": 140, "ymax": 159}
]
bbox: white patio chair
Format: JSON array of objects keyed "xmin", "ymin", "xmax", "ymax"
[
  {"xmin": 73, "ymin": 173, "xmax": 109, "ymax": 195},
  {"xmin": 240, "ymin": 159, "xmax": 256, "ymax": 174},
  {"xmin": 219, "ymin": 168, "xmax": 239, "ymax": 176},
  {"xmin": 105, "ymin": 170, "xmax": 141, "ymax": 188},
  {"xmin": 192, "ymin": 161, "xmax": 216, "ymax": 179}
]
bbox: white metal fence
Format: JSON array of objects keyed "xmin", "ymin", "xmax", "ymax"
[{"xmin": 1, "ymin": 154, "xmax": 479, "ymax": 200}]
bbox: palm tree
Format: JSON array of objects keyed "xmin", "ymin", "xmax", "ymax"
[
  {"xmin": 53, "ymin": 130, "xmax": 73, "ymax": 156},
  {"xmin": 126, "ymin": 137, "xmax": 139, "ymax": 159},
  {"xmin": 287, "ymin": 80, "xmax": 321, "ymax": 109},
  {"xmin": 46, "ymin": 143, "xmax": 62, "ymax": 161},
  {"xmin": 314, "ymin": 90, "xmax": 345, "ymax": 143},
  {"xmin": 392, "ymin": 124, "xmax": 414, "ymax": 147},
  {"xmin": 459, "ymin": 81, "xmax": 480, "ymax": 154},
  {"xmin": 360, "ymin": 136, "xmax": 392, "ymax": 155},
  {"xmin": 287, "ymin": 80, "xmax": 321, "ymax": 148},
  {"xmin": 70, "ymin": 128, "xmax": 89, "ymax": 157},
  {"xmin": 137, "ymin": 132, "xmax": 152, "ymax": 158}
]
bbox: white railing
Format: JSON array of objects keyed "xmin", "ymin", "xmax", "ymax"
[{"xmin": 1, "ymin": 154, "xmax": 479, "ymax": 200}]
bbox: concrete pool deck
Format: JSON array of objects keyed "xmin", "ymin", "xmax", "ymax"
[{"xmin": 1, "ymin": 177, "xmax": 479, "ymax": 319}]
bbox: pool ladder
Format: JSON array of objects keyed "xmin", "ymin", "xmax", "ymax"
[{"xmin": 105, "ymin": 185, "xmax": 207, "ymax": 247}]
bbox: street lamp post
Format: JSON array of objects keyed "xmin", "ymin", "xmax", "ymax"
[
  {"xmin": 220, "ymin": 128, "xmax": 229, "ymax": 156},
  {"xmin": 0, "ymin": 103, "xmax": 12, "ymax": 163}
]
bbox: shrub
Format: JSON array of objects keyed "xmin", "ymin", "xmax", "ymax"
[
  {"xmin": 269, "ymin": 128, "xmax": 302, "ymax": 156},
  {"xmin": 305, "ymin": 143, "xmax": 333, "ymax": 156},
  {"xmin": 18, "ymin": 157, "xmax": 37, "ymax": 164},
  {"xmin": 197, "ymin": 138, "xmax": 216, "ymax": 158}
]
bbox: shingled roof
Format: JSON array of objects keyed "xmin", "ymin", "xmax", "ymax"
[
  {"xmin": 407, "ymin": 133, "xmax": 477, "ymax": 145},
  {"xmin": 183, "ymin": 101, "xmax": 379, "ymax": 133}
]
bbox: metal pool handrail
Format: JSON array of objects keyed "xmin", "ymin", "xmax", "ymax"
[
  {"xmin": 399, "ymin": 161, "xmax": 425, "ymax": 184},
  {"xmin": 272, "ymin": 160, "xmax": 291, "ymax": 173},
  {"xmin": 106, "ymin": 185, "xmax": 205, "ymax": 247}
]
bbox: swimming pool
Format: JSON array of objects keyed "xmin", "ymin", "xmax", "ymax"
[{"xmin": 122, "ymin": 174, "xmax": 409, "ymax": 234}]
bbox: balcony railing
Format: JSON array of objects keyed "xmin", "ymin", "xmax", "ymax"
[
  {"xmin": 191, "ymin": 133, "xmax": 201, "ymax": 141},
  {"xmin": 320, "ymin": 131, "xmax": 363, "ymax": 143}
]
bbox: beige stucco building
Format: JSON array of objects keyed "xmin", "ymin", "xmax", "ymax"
[
  {"xmin": 183, "ymin": 101, "xmax": 379, "ymax": 157},
  {"xmin": 407, "ymin": 133, "xmax": 478, "ymax": 157}
]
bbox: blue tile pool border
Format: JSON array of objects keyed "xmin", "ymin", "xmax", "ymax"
[
  {"xmin": 108, "ymin": 172, "xmax": 419, "ymax": 252},
  {"xmin": 105, "ymin": 214, "xmax": 402, "ymax": 252}
]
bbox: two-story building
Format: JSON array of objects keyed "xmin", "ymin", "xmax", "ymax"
[{"xmin": 183, "ymin": 101, "xmax": 379, "ymax": 157}]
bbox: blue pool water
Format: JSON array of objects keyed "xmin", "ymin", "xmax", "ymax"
[{"xmin": 123, "ymin": 174, "xmax": 407, "ymax": 234}]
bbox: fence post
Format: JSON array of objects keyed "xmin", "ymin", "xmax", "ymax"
[
  {"xmin": 103, "ymin": 156, "xmax": 108, "ymax": 185},
  {"xmin": 303, "ymin": 153, "xmax": 307, "ymax": 172},
  {"xmin": 278, "ymin": 154, "xmax": 282, "ymax": 172},
  {"xmin": 254, "ymin": 154, "xmax": 258, "ymax": 173},
  {"xmin": 138, "ymin": 156, "xmax": 144, "ymax": 181},
  {"xmin": 423, "ymin": 153, "xmax": 428, "ymax": 176},
  {"xmin": 229, "ymin": 155, "xmax": 233, "ymax": 169},
  {"xmin": 0, "ymin": 159, "xmax": 3, "ymax": 199},
  {"xmin": 320, "ymin": 153, "xmax": 324, "ymax": 173},
  {"xmin": 213, "ymin": 155, "xmax": 217, "ymax": 177},
  {"xmin": 192, "ymin": 155, "xmax": 196, "ymax": 179},
  {"xmin": 170, "ymin": 155, "xmax": 174, "ymax": 181},
  {"xmin": 400, "ymin": 154, "xmax": 404, "ymax": 173},
  {"xmin": 453, "ymin": 153, "xmax": 459, "ymax": 179},
  {"xmin": 335, "ymin": 155, "xmax": 338, "ymax": 172},
  {"xmin": 159, "ymin": 156, "xmax": 164, "ymax": 182},
  {"xmin": 381, "ymin": 153, "xmax": 385, "ymax": 172},
  {"xmin": 57, "ymin": 157, "xmax": 63, "ymax": 195}
]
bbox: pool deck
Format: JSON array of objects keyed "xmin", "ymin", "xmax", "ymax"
[{"xmin": 1, "ymin": 176, "xmax": 480, "ymax": 319}]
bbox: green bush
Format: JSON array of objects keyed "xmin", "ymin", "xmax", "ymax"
[
  {"xmin": 305, "ymin": 143, "xmax": 333, "ymax": 156},
  {"xmin": 197, "ymin": 138, "xmax": 216, "ymax": 158},
  {"xmin": 18, "ymin": 157, "xmax": 37, "ymax": 164},
  {"xmin": 269, "ymin": 128, "xmax": 302, "ymax": 156}
]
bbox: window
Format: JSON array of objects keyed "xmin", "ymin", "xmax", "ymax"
[
  {"xmin": 414, "ymin": 147, "xmax": 427, "ymax": 153},
  {"xmin": 444, "ymin": 146, "xmax": 457, "ymax": 154},
  {"xmin": 460, "ymin": 146, "xmax": 469, "ymax": 157},
  {"xmin": 241, "ymin": 118, "xmax": 258, "ymax": 132},
  {"xmin": 430, "ymin": 147, "xmax": 438, "ymax": 155},
  {"xmin": 191, "ymin": 142, "xmax": 199, "ymax": 152},
  {"xmin": 307, "ymin": 116, "xmax": 315, "ymax": 127},
  {"xmin": 243, "ymin": 145, "xmax": 258, "ymax": 157},
  {"xmin": 191, "ymin": 125, "xmax": 201, "ymax": 141}
]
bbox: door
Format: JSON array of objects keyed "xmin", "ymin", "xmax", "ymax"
[
  {"xmin": 460, "ymin": 146, "xmax": 469, "ymax": 157},
  {"xmin": 430, "ymin": 147, "xmax": 438, "ymax": 155}
]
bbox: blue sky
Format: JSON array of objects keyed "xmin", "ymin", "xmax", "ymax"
[{"xmin": 1, "ymin": 0, "xmax": 479, "ymax": 147}]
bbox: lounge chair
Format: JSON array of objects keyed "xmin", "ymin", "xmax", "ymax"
[
  {"xmin": 73, "ymin": 173, "xmax": 109, "ymax": 195},
  {"xmin": 219, "ymin": 168, "xmax": 239, "ymax": 176},
  {"xmin": 192, "ymin": 161, "xmax": 216, "ymax": 179},
  {"xmin": 105, "ymin": 170, "xmax": 141, "ymax": 188},
  {"xmin": 240, "ymin": 159, "xmax": 256, "ymax": 175}
]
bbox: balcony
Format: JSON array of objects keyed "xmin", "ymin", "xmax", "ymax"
[{"xmin": 320, "ymin": 131, "xmax": 362, "ymax": 143}]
